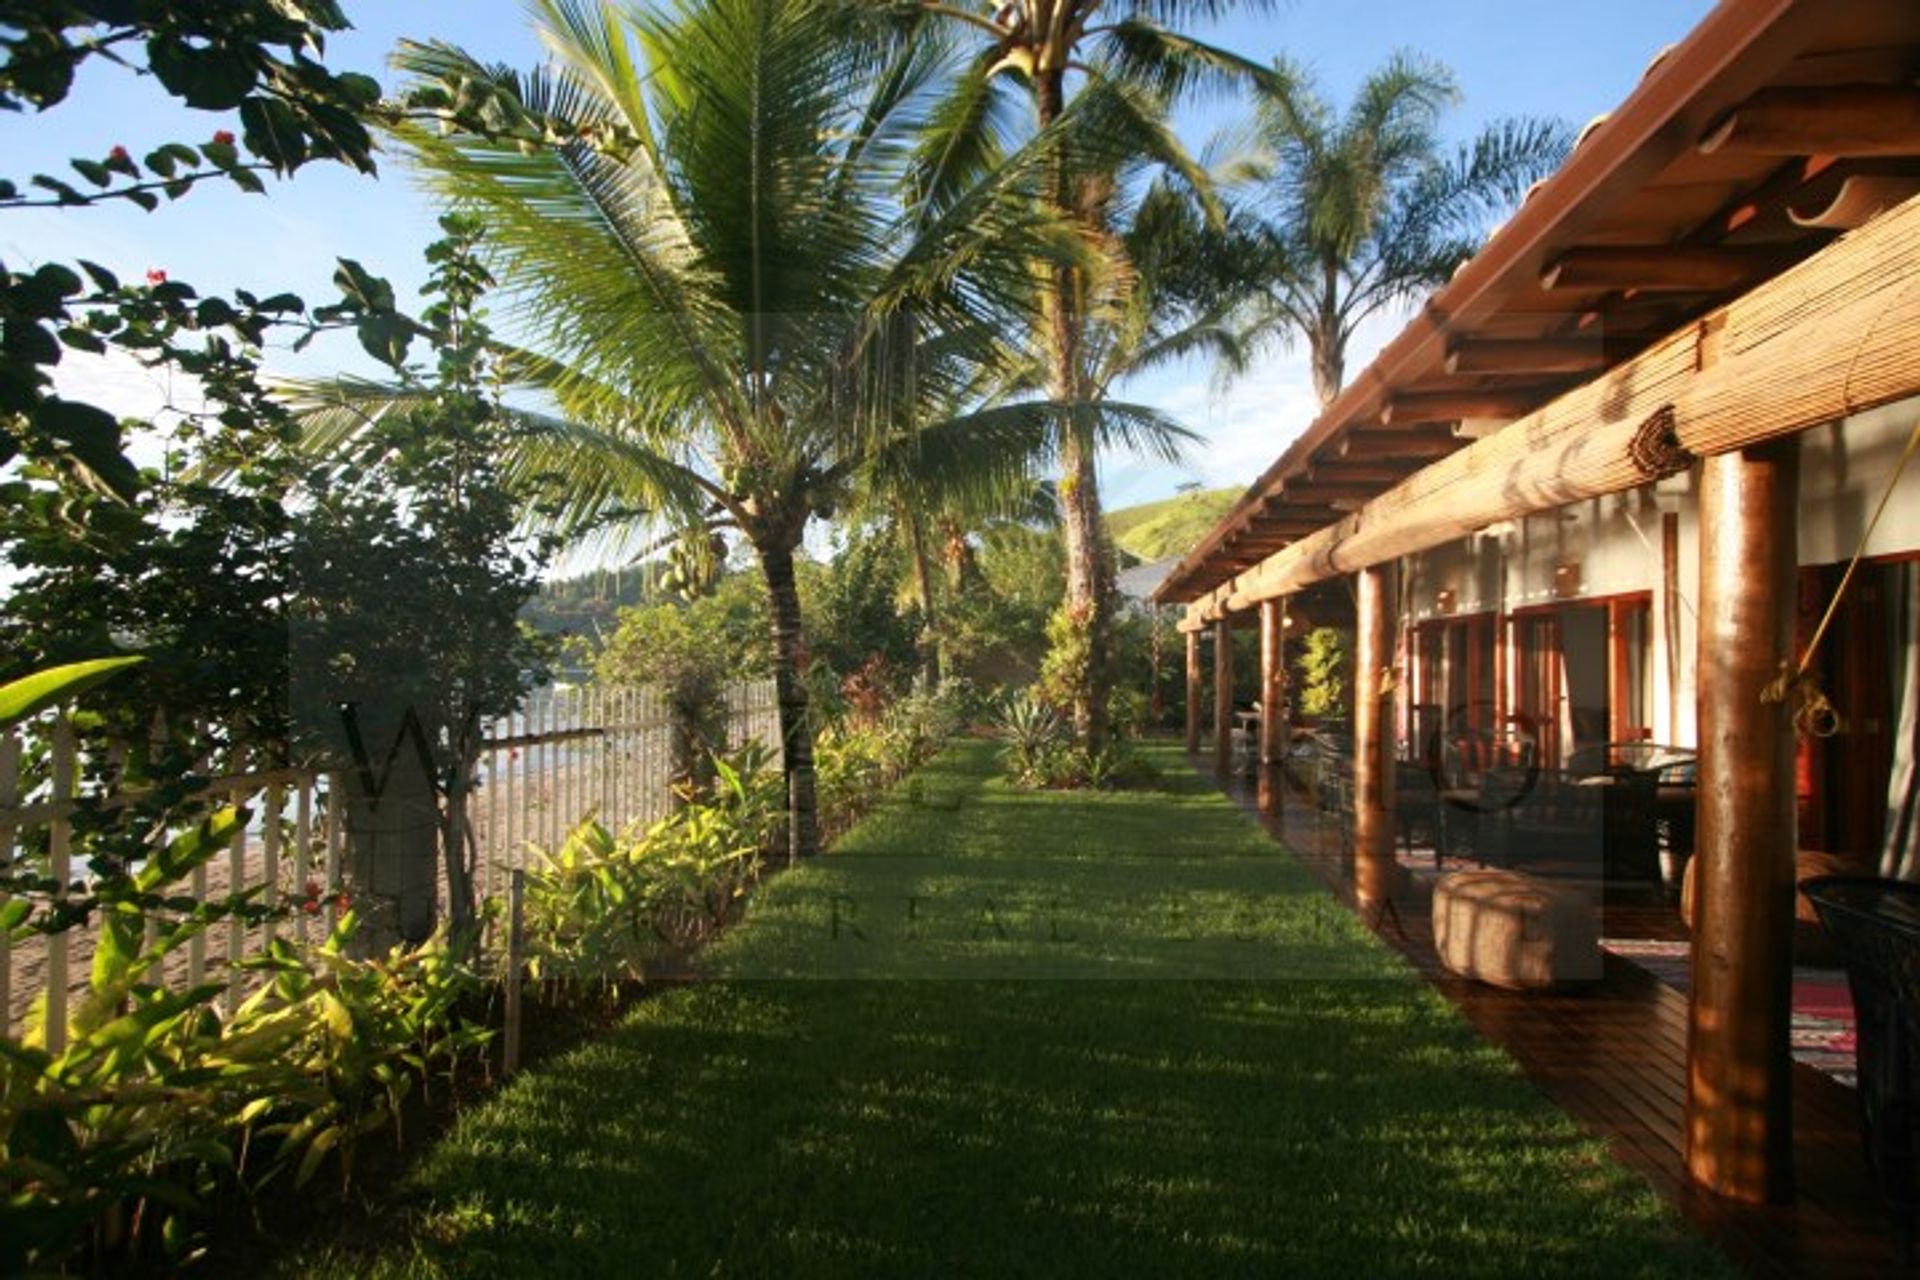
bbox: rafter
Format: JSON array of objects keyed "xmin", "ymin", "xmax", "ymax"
[
  {"xmin": 1699, "ymin": 85, "xmax": 1920, "ymax": 158},
  {"xmin": 1444, "ymin": 338, "xmax": 1620, "ymax": 376},
  {"xmin": 1540, "ymin": 246, "xmax": 1793, "ymax": 292},
  {"xmin": 1337, "ymin": 426, "xmax": 1464, "ymax": 460},
  {"xmin": 1383, "ymin": 388, "xmax": 1561, "ymax": 424}
]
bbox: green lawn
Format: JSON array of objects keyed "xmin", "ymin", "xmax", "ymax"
[{"xmin": 288, "ymin": 742, "xmax": 1732, "ymax": 1279}]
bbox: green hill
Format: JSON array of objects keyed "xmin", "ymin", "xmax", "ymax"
[{"xmin": 1106, "ymin": 487, "xmax": 1240, "ymax": 562}]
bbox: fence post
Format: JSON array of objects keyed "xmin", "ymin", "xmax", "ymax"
[
  {"xmin": 262, "ymin": 776, "xmax": 283, "ymax": 951},
  {"xmin": 46, "ymin": 713, "xmax": 76, "ymax": 1054},
  {"xmin": 294, "ymin": 778, "xmax": 313, "ymax": 946},
  {"xmin": 324, "ymin": 771, "xmax": 344, "ymax": 937},
  {"xmin": 0, "ymin": 727, "xmax": 19, "ymax": 1039},
  {"xmin": 483, "ymin": 717, "xmax": 499, "ymax": 913},
  {"xmin": 504, "ymin": 867, "xmax": 525, "ymax": 1077},
  {"xmin": 224, "ymin": 731, "xmax": 248, "ymax": 1017}
]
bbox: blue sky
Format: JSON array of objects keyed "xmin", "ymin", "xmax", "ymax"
[{"xmin": 2, "ymin": 0, "xmax": 1713, "ymax": 553}]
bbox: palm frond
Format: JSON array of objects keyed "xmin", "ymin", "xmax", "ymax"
[{"xmin": 1098, "ymin": 18, "xmax": 1276, "ymax": 102}]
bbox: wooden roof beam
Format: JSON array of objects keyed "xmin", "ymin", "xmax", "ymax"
[
  {"xmin": 1239, "ymin": 522, "xmax": 1327, "ymax": 538},
  {"xmin": 1444, "ymin": 337, "xmax": 1620, "ymax": 375},
  {"xmin": 1540, "ymin": 245, "xmax": 1793, "ymax": 292},
  {"xmin": 1304, "ymin": 459, "xmax": 1426, "ymax": 485},
  {"xmin": 1277, "ymin": 481, "xmax": 1382, "ymax": 505},
  {"xmin": 1699, "ymin": 85, "xmax": 1920, "ymax": 158},
  {"xmin": 1338, "ymin": 426, "xmax": 1463, "ymax": 460},
  {"xmin": 1383, "ymin": 388, "xmax": 1558, "ymax": 424}
]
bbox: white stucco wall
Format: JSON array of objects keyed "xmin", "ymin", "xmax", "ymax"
[{"xmin": 1798, "ymin": 399, "xmax": 1920, "ymax": 566}]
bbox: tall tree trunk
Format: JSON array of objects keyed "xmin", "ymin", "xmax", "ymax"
[
  {"xmin": 339, "ymin": 706, "xmax": 441, "ymax": 956},
  {"xmin": 440, "ymin": 740, "xmax": 478, "ymax": 942},
  {"xmin": 1312, "ymin": 266, "xmax": 1345, "ymax": 407},
  {"xmin": 1037, "ymin": 65, "xmax": 1113, "ymax": 753},
  {"xmin": 756, "ymin": 530, "xmax": 820, "ymax": 863},
  {"xmin": 905, "ymin": 509, "xmax": 941, "ymax": 687},
  {"xmin": 942, "ymin": 517, "xmax": 981, "ymax": 590},
  {"xmin": 666, "ymin": 678, "xmax": 720, "ymax": 808},
  {"xmin": 1310, "ymin": 337, "xmax": 1344, "ymax": 409}
]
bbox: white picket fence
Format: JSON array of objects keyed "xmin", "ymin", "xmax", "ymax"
[{"xmin": 0, "ymin": 680, "xmax": 781, "ymax": 1047}]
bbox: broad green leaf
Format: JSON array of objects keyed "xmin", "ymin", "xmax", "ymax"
[
  {"xmin": 134, "ymin": 807, "xmax": 245, "ymax": 894},
  {"xmin": 0, "ymin": 656, "xmax": 142, "ymax": 728}
]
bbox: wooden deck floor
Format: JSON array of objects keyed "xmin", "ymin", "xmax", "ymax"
[{"xmin": 1211, "ymin": 759, "xmax": 1902, "ymax": 1280}]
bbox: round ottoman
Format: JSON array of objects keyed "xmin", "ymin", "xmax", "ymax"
[{"xmin": 1432, "ymin": 869, "xmax": 1601, "ymax": 989}]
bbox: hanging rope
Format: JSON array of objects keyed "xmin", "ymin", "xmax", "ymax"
[{"xmin": 1762, "ymin": 417, "xmax": 1920, "ymax": 738}]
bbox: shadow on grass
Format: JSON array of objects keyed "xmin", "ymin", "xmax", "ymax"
[{"xmin": 290, "ymin": 742, "xmax": 1734, "ymax": 1280}]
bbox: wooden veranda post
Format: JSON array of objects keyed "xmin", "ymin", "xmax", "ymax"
[
  {"xmin": 1213, "ymin": 617, "xmax": 1234, "ymax": 778},
  {"xmin": 1258, "ymin": 599, "xmax": 1288, "ymax": 818},
  {"xmin": 1258, "ymin": 600, "xmax": 1287, "ymax": 765},
  {"xmin": 1185, "ymin": 629, "xmax": 1202, "ymax": 754},
  {"xmin": 1686, "ymin": 440, "xmax": 1798, "ymax": 1204},
  {"xmin": 1353, "ymin": 564, "xmax": 1399, "ymax": 914}
]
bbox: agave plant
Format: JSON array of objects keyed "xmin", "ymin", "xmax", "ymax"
[{"xmin": 995, "ymin": 690, "xmax": 1069, "ymax": 786}]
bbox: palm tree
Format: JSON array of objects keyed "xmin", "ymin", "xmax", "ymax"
[
  {"xmin": 917, "ymin": 0, "xmax": 1280, "ymax": 753},
  {"xmin": 1237, "ymin": 52, "xmax": 1572, "ymax": 406},
  {"xmin": 308, "ymin": 0, "xmax": 1187, "ymax": 861}
]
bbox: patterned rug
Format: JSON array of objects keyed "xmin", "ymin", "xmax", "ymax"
[{"xmin": 1601, "ymin": 938, "xmax": 1858, "ymax": 1088}]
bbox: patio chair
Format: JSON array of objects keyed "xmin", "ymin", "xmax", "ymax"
[
  {"xmin": 1563, "ymin": 742, "xmax": 1695, "ymax": 896},
  {"xmin": 1476, "ymin": 767, "xmax": 1659, "ymax": 889},
  {"xmin": 1395, "ymin": 759, "xmax": 1441, "ymax": 859},
  {"xmin": 1801, "ymin": 877, "xmax": 1920, "ymax": 1266}
]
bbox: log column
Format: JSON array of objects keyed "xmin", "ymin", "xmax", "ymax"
[
  {"xmin": 1213, "ymin": 616, "xmax": 1235, "ymax": 778},
  {"xmin": 1258, "ymin": 599, "xmax": 1288, "ymax": 818},
  {"xmin": 1353, "ymin": 564, "xmax": 1399, "ymax": 912},
  {"xmin": 1258, "ymin": 600, "xmax": 1288, "ymax": 764},
  {"xmin": 1185, "ymin": 629, "xmax": 1202, "ymax": 754},
  {"xmin": 1685, "ymin": 440, "xmax": 1798, "ymax": 1204}
]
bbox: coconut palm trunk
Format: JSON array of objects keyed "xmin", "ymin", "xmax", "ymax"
[
  {"xmin": 1037, "ymin": 66, "xmax": 1114, "ymax": 752},
  {"xmin": 904, "ymin": 510, "xmax": 942, "ymax": 687},
  {"xmin": 756, "ymin": 525, "xmax": 820, "ymax": 863}
]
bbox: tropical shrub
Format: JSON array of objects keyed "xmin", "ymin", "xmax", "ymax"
[
  {"xmin": 233, "ymin": 917, "xmax": 492, "ymax": 1193},
  {"xmin": 0, "ymin": 822, "xmax": 491, "ymax": 1270},
  {"xmin": 813, "ymin": 687, "xmax": 961, "ymax": 842},
  {"xmin": 1296, "ymin": 626, "xmax": 1351, "ymax": 721},
  {"xmin": 995, "ymin": 687, "xmax": 1158, "ymax": 791},
  {"xmin": 519, "ymin": 744, "xmax": 782, "ymax": 992},
  {"xmin": 0, "ymin": 810, "xmax": 266, "ymax": 1270},
  {"xmin": 593, "ymin": 576, "xmax": 770, "ymax": 798}
]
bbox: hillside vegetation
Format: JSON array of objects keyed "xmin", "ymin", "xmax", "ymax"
[{"xmin": 1106, "ymin": 487, "xmax": 1241, "ymax": 562}]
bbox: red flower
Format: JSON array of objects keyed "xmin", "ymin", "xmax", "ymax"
[
  {"xmin": 212, "ymin": 130, "xmax": 236, "ymax": 147},
  {"xmin": 301, "ymin": 899, "xmax": 320, "ymax": 915},
  {"xmin": 108, "ymin": 145, "xmax": 130, "ymax": 164},
  {"xmin": 145, "ymin": 268, "xmax": 167, "ymax": 285},
  {"xmin": 333, "ymin": 892, "xmax": 353, "ymax": 911},
  {"xmin": 302, "ymin": 879, "xmax": 322, "ymax": 900}
]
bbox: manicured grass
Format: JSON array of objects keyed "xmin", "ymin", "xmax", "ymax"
[{"xmin": 286, "ymin": 742, "xmax": 1732, "ymax": 1279}]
